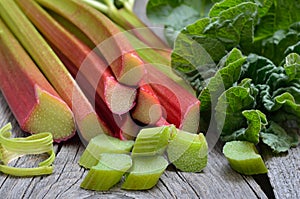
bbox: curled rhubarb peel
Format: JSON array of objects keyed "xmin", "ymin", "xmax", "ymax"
[
  {"xmin": 17, "ymin": 0, "xmax": 137, "ymax": 115},
  {"xmin": 36, "ymin": 0, "xmax": 146, "ymax": 86},
  {"xmin": 0, "ymin": 19, "xmax": 75, "ymax": 141},
  {"xmin": 0, "ymin": 123, "xmax": 55, "ymax": 177},
  {"xmin": 0, "ymin": 0, "xmax": 109, "ymax": 144}
]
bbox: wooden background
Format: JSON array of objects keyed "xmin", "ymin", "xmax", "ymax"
[{"xmin": 0, "ymin": 0, "xmax": 299, "ymax": 198}]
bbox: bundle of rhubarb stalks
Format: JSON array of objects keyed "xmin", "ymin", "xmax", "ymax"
[{"xmin": 0, "ymin": 0, "xmax": 200, "ymax": 144}]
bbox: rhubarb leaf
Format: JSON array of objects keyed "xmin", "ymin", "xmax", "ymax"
[
  {"xmin": 146, "ymin": 0, "xmax": 213, "ymax": 46},
  {"xmin": 261, "ymin": 122, "xmax": 299, "ymax": 153},
  {"xmin": 215, "ymin": 86, "xmax": 256, "ymax": 136},
  {"xmin": 221, "ymin": 110, "xmax": 267, "ymax": 144}
]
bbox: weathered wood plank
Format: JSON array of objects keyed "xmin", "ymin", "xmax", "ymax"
[{"xmin": 264, "ymin": 143, "xmax": 300, "ymax": 199}]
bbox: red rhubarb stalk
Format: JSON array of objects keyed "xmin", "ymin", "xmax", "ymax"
[
  {"xmin": 17, "ymin": 0, "xmax": 137, "ymax": 114},
  {"xmin": 36, "ymin": 0, "xmax": 146, "ymax": 86},
  {"xmin": 146, "ymin": 65, "xmax": 201, "ymax": 133},
  {"xmin": 0, "ymin": 0, "xmax": 112, "ymax": 144},
  {"xmin": 0, "ymin": 19, "xmax": 75, "ymax": 142}
]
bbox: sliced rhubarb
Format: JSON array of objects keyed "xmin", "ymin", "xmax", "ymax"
[
  {"xmin": 36, "ymin": 0, "xmax": 145, "ymax": 86},
  {"xmin": 0, "ymin": 19, "xmax": 75, "ymax": 141},
  {"xmin": 131, "ymin": 126, "xmax": 175, "ymax": 157},
  {"xmin": 80, "ymin": 153, "xmax": 132, "ymax": 191},
  {"xmin": 145, "ymin": 65, "xmax": 200, "ymax": 133},
  {"xmin": 121, "ymin": 156, "xmax": 168, "ymax": 190},
  {"xmin": 131, "ymin": 83, "xmax": 163, "ymax": 125},
  {"xmin": 167, "ymin": 130, "xmax": 208, "ymax": 172},
  {"xmin": 223, "ymin": 141, "xmax": 268, "ymax": 175},
  {"xmin": 79, "ymin": 134, "xmax": 134, "ymax": 169},
  {"xmin": 0, "ymin": 0, "xmax": 112, "ymax": 143},
  {"xmin": 17, "ymin": 0, "xmax": 137, "ymax": 115}
]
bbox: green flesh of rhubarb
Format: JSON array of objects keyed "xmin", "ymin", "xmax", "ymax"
[
  {"xmin": 80, "ymin": 153, "xmax": 132, "ymax": 191},
  {"xmin": 167, "ymin": 130, "xmax": 208, "ymax": 172},
  {"xmin": 0, "ymin": 18, "xmax": 75, "ymax": 141},
  {"xmin": 121, "ymin": 156, "xmax": 168, "ymax": 190},
  {"xmin": 79, "ymin": 134, "xmax": 134, "ymax": 169},
  {"xmin": 131, "ymin": 126, "xmax": 175, "ymax": 156},
  {"xmin": 223, "ymin": 141, "xmax": 268, "ymax": 175},
  {"xmin": 24, "ymin": 87, "xmax": 75, "ymax": 141}
]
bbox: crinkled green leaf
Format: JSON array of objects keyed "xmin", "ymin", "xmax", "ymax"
[
  {"xmin": 284, "ymin": 53, "xmax": 300, "ymax": 81},
  {"xmin": 215, "ymin": 86, "xmax": 256, "ymax": 135},
  {"xmin": 261, "ymin": 122, "xmax": 299, "ymax": 153},
  {"xmin": 171, "ymin": 3, "xmax": 257, "ymax": 92},
  {"xmin": 209, "ymin": 0, "xmax": 272, "ymax": 18},
  {"xmin": 199, "ymin": 48, "xmax": 246, "ymax": 129},
  {"xmin": 222, "ymin": 110, "xmax": 267, "ymax": 144},
  {"xmin": 146, "ymin": 0, "xmax": 214, "ymax": 46},
  {"xmin": 252, "ymin": 22, "xmax": 300, "ymax": 65}
]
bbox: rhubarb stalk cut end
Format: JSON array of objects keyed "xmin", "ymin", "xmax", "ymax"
[
  {"xmin": 117, "ymin": 53, "xmax": 145, "ymax": 86},
  {"xmin": 24, "ymin": 86, "xmax": 75, "ymax": 142}
]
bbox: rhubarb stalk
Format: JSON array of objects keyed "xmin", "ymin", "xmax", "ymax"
[
  {"xmin": 17, "ymin": 0, "xmax": 137, "ymax": 115},
  {"xmin": 36, "ymin": 0, "xmax": 146, "ymax": 86},
  {"xmin": 146, "ymin": 65, "xmax": 201, "ymax": 133},
  {"xmin": 0, "ymin": 0, "xmax": 111, "ymax": 143},
  {"xmin": 0, "ymin": 19, "xmax": 75, "ymax": 141}
]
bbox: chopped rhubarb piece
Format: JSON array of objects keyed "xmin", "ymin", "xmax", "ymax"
[
  {"xmin": 17, "ymin": 0, "xmax": 137, "ymax": 114},
  {"xmin": 0, "ymin": 19, "xmax": 75, "ymax": 141},
  {"xmin": 145, "ymin": 65, "xmax": 200, "ymax": 133},
  {"xmin": 36, "ymin": 0, "xmax": 146, "ymax": 86}
]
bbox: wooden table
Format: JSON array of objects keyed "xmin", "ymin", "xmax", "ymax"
[{"xmin": 0, "ymin": 1, "xmax": 299, "ymax": 198}]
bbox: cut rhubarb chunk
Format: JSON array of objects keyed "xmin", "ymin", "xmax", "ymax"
[
  {"xmin": 145, "ymin": 65, "xmax": 200, "ymax": 133},
  {"xmin": 79, "ymin": 134, "xmax": 134, "ymax": 169},
  {"xmin": 121, "ymin": 156, "xmax": 168, "ymax": 190},
  {"xmin": 36, "ymin": 0, "xmax": 145, "ymax": 86},
  {"xmin": 167, "ymin": 130, "xmax": 208, "ymax": 172},
  {"xmin": 0, "ymin": 19, "xmax": 75, "ymax": 141},
  {"xmin": 131, "ymin": 126, "xmax": 175, "ymax": 156},
  {"xmin": 17, "ymin": 0, "xmax": 137, "ymax": 115},
  {"xmin": 223, "ymin": 141, "xmax": 268, "ymax": 175},
  {"xmin": 80, "ymin": 153, "xmax": 132, "ymax": 191}
]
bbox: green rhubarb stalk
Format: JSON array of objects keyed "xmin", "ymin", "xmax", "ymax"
[
  {"xmin": 0, "ymin": 123, "xmax": 55, "ymax": 176},
  {"xmin": 223, "ymin": 141, "xmax": 268, "ymax": 175},
  {"xmin": 80, "ymin": 153, "xmax": 132, "ymax": 191},
  {"xmin": 0, "ymin": 0, "xmax": 111, "ymax": 144},
  {"xmin": 36, "ymin": 0, "xmax": 145, "ymax": 86},
  {"xmin": 82, "ymin": 0, "xmax": 171, "ymax": 51},
  {"xmin": 79, "ymin": 134, "xmax": 134, "ymax": 169},
  {"xmin": 167, "ymin": 130, "xmax": 208, "ymax": 172},
  {"xmin": 121, "ymin": 156, "xmax": 168, "ymax": 190},
  {"xmin": 0, "ymin": 18, "xmax": 75, "ymax": 141},
  {"xmin": 17, "ymin": 0, "xmax": 137, "ymax": 115}
]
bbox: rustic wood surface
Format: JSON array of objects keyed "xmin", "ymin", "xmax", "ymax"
[{"xmin": 0, "ymin": 0, "xmax": 299, "ymax": 198}]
